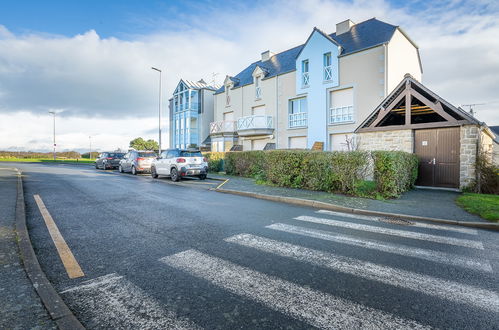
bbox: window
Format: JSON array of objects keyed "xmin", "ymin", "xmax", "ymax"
[
  {"xmin": 323, "ymin": 52, "xmax": 332, "ymax": 81},
  {"xmin": 301, "ymin": 60, "xmax": 309, "ymax": 86},
  {"xmin": 226, "ymin": 86, "xmax": 230, "ymax": 106},
  {"xmin": 329, "ymin": 88, "xmax": 354, "ymax": 124},
  {"xmin": 288, "ymin": 98, "xmax": 307, "ymax": 128},
  {"xmin": 255, "ymin": 76, "xmax": 262, "ymax": 99}
]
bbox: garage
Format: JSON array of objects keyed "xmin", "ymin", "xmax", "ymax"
[
  {"xmin": 289, "ymin": 136, "xmax": 307, "ymax": 149},
  {"xmin": 356, "ymin": 74, "xmax": 495, "ymax": 189}
]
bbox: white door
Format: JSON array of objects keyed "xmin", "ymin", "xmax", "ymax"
[
  {"xmin": 252, "ymin": 106, "xmax": 265, "ymax": 116},
  {"xmin": 289, "ymin": 136, "xmax": 307, "ymax": 149},
  {"xmin": 223, "ymin": 112, "xmax": 234, "ymax": 121}
]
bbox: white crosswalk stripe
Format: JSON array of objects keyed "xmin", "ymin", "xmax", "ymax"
[
  {"xmin": 266, "ymin": 223, "xmax": 492, "ymax": 272},
  {"xmin": 225, "ymin": 234, "xmax": 499, "ymax": 312},
  {"xmin": 60, "ymin": 273, "xmax": 200, "ymax": 330},
  {"xmin": 295, "ymin": 215, "xmax": 484, "ymax": 249},
  {"xmin": 160, "ymin": 249, "xmax": 430, "ymax": 330},
  {"xmin": 316, "ymin": 210, "xmax": 478, "ymax": 235}
]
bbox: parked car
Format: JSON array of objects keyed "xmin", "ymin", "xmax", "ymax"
[
  {"xmin": 151, "ymin": 149, "xmax": 208, "ymax": 181},
  {"xmin": 95, "ymin": 152, "xmax": 125, "ymax": 170},
  {"xmin": 118, "ymin": 150, "xmax": 157, "ymax": 175}
]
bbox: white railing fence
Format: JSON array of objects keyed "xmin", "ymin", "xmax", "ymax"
[
  {"xmin": 237, "ymin": 115, "xmax": 273, "ymax": 130},
  {"xmin": 210, "ymin": 120, "xmax": 236, "ymax": 134},
  {"xmin": 288, "ymin": 112, "xmax": 307, "ymax": 128}
]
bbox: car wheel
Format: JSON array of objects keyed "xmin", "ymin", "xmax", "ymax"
[
  {"xmin": 118, "ymin": 165, "xmax": 123, "ymax": 173},
  {"xmin": 151, "ymin": 166, "xmax": 158, "ymax": 178},
  {"xmin": 171, "ymin": 168, "xmax": 180, "ymax": 182},
  {"xmin": 199, "ymin": 174, "xmax": 207, "ymax": 180},
  {"xmin": 95, "ymin": 162, "xmax": 98, "ymax": 169},
  {"xmin": 132, "ymin": 166, "xmax": 137, "ymax": 175}
]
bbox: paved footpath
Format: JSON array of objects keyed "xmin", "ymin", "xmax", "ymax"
[
  {"xmin": 211, "ymin": 174, "xmax": 487, "ymax": 222},
  {"xmin": 0, "ymin": 167, "xmax": 56, "ymax": 330}
]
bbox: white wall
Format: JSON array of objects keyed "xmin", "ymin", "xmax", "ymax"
[{"xmin": 387, "ymin": 29, "xmax": 423, "ymax": 92}]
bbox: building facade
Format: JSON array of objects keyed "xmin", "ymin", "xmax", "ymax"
[
  {"xmin": 169, "ymin": 79, "xmax": 219, "ymax": 149},
  {"xmin": 210, "ymin": 18, "xmax": 422, "ymax": 152}
]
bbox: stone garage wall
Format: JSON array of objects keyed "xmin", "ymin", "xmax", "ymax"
[
  {"xmin": 357, "ymin": 129, "xmax": 413, "ymax": 153},
  {"xmin": 459, "ymin": 125, "xmax": 479, "ymax": 189}
]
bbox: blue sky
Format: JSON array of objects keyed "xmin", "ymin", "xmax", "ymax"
[{"xmin": 0, "ymin": 0, "xmax": 498, "ymax": 151}]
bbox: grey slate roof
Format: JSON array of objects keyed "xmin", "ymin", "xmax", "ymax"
[{"xmin": 215, "ymin": 18, "xmax": 399, "ymax": 94}]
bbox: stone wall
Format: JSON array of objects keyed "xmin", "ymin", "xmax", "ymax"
[
  {"xmin": 357, "ymin": 129, "xmax": 413, "ymax": 153},
  {"xmin": 459, "ymin": 125, "xmax": 479, "ymax": 189}
]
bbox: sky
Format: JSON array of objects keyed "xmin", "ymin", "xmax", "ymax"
[{"xmin": 0, "ymin": 0, "xmax": 498, "ymax": 152}]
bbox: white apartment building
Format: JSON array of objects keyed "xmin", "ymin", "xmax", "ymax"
[{"xmin": 210, "ymin": 18, "xmax": 422, "ymax": 151}]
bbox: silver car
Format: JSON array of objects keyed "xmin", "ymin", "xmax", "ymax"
[
  {"xmin": 151, "ymin": 149, "xmax": 208, "ymax": 181},
  {"xmin": 118, "ymin": 150, "xmax": 157, "ymax": 175}
]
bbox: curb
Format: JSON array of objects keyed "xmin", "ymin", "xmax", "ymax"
[
  {"xmin": 215, "ymin": 187, "xmax": 499, "ymax": 231},
  {"xmin": 14, "ymin": 169, "xmax": 85, "ymax": 330}
]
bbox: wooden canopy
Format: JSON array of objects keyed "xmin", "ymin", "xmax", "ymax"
[{"xmin": 356, "ymin": 74, "xmax": 479, "ymax": 133}]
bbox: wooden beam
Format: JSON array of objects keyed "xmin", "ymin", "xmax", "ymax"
[
  {"xmin": 405, "ymin": 90, "xmax": 411, "ymax": 125},
  {"xmin": 357, "ymin": 120, "xmax": 470, "ymax": 133},
  {"xmin": 411, "ymin": 89, "xmax": 458, "ymax": 123},
  {"xmin": 369, "ymin": 90, "xmax": 407, "ymax": 127}
]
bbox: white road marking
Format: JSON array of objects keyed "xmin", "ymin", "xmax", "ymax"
[
  {"xmin": 226, "ymin": 234, "xmax": 499, "ymax": 312},
  {"xmin": 160, "ymin": 250, "xmax": 430, "ymax": 330},
  {"xmin": 60, "ymin": 273, "xmax": 199, "ymax": 330},
  {"xmin": 316, "ymin": 210, "xmax": 478, "ymax": 235},
  {"xmin": 295, "ymin": 215, "xmax": 484, "ymax": 249},
  {"xmin": 266, "ymin": 223, "xmax": 492, "ymax": 272}
]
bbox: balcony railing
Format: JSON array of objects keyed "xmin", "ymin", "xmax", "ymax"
[
  {"xmin": 210, "ymin": 120, "xmax": 237, "ymax": 135},
  {"xmin": 302, "ymin": 72, "xmax": 310, "ymax": 86},
  {"xmin": 289, "ymin": 112, "xmax": 307, "ymax": 128},
  {"xmin": 237, "ymin": 115, "xmax": 274, "ymax": 136},
  {"xmin": 174, "ymin": 102, "xmax": 200, "ymax": 112},
  {"xmin": 255, "ymin": 86, "xmax": 262, "ymax": 99},
  {"xmin": 324, "ymin": 66, "xmax": 333, "ymax": 81}
]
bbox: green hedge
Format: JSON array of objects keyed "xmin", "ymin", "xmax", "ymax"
[
  {"xmin": 372, "ymin": 151, "xmax": 419, "ymax": 197},
  {"xmin": 203, "ymin": 152, "xmax": 226, "ymax": 172},
  {"xmin": 205, "ymin": 149, "xmax": 418, "ymax": 198}
]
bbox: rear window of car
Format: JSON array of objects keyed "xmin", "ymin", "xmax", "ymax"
[
  {"xmin": 180, "ymin": 151, "xmax": 202, "ymax": 157},
  {"xmin": 108, "ymin": 153, "xmax": 124, "ymax": 158},
  {"xmin": 138, "ymin": 152, "xmax": 156, "ymax": 157}
]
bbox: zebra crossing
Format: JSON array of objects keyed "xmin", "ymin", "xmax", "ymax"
[{"xmin": 61, "ymin": 209, "xmax": 497, "ymax": 329}]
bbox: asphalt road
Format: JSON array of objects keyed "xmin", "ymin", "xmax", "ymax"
[{"xmin": 9, "ymin": 162, "xmax": 499, "ymax": 329}]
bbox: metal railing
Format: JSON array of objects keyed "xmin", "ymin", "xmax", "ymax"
[
  {"xmin": 302, "ymin": 72, "xmax": 310, "ymax": 86},
  {"xmin": 324, "ymin": 66, "xmax": 333, "ymax": 81},
  {"xmin": 288, "ymin": 112, "xmax": 307, "ymax": 128},
  {"xmin": 210, "ymin": 120, "xmax": 237, "ymax": 134},
  {"xmin": 237, "ymin": 115, "xmax": 273, "ymax": 131},
  {"xmin": 255, "ymin": 86, "xmax": 262, "ymax": 99}
]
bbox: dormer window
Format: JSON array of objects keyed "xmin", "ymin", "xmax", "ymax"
[
  {"xmin": 302, "ymin": 60, "xmax": 309, "ymax": 86},
  {"xmin": 226, "ymin": 86, "xmax": 231, "ymax": 106},
  {"xmin": 324, "ymin": 52, "xmax": 332, "ymax": 81},
  {"xmin": 255, "ymin": 76, "xmax": 262, "ymax": 99}
]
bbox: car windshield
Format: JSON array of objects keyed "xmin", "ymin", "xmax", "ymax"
[
  {"xmin": 138, "ymin": 152, "xmax": 156, "ymax": 157},
  {"xmin": 180, "ymin": 151, "xmax": 202, "ymax": 157},
  {"xmin": 108, "ymin": 153, "xmax": 124, "ymax": 158}
]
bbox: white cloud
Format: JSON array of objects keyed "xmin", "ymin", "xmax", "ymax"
[{"xmin": 0, "ymin": 0, "xmax": 498, "ymax": 151}]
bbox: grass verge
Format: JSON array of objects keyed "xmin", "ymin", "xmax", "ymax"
[
  {"xmin": 456, "ymin": 193, "xmax": 499, "ymax": 222},
  {"xmin": 0, "ymin": 158, "xmax": 94, "ymax": 164}
]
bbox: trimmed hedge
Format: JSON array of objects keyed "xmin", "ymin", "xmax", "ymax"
[
  {"xmin": 204, "ymin": 149, "xmax": 418, "ymax": 198},
  {"xmin": 372, "ymin": 151, "xmax": 419, "ymax": 198},
  {"xmin": 203, "ymin": 152, "xmax": 226, "ymax": 172}
]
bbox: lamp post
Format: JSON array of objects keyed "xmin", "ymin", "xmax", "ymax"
[
  {"xmin": 151, "ymin": 67, "xmax": 163, "ymax": 154},
  {"xmin": 48, "ymin": 111, "xmax": 56, "ymax": 161},
  {"xmin": 89, "ymin": 136, "xmax": 92, "ymax": 160}
]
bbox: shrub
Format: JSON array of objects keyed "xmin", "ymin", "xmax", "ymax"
[
  {"xmin": 203, "ymin": 152, "xmax": 225, "ymax": 172},
  {"xmin": 372, "ymin": 151, "xmax": 418, "ymax": 198},
  {"xmin": 469, "ymin": 151, "xmax": 499, "ymax": 195},
  {"xmin": 225, "ymin": 151, "xmax": 266, "ymax": 177}
]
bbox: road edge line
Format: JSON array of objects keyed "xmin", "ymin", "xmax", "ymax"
[
  {"xmin": 214, "ymin": 187, "xmax": 499, "ymax": 231},
  {"xmin": 14, "ymin": 168, "xmax": 85, "ymax": 330}
]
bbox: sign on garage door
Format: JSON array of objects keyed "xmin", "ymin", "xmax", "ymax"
[{"xmin": 289, "ymin": 136, "xmax": 307, "ymax": 149}]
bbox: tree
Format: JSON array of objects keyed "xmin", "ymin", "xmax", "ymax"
[{"xmin": 129, "ymin": 137, "xmax": 159, "ymax": 151}]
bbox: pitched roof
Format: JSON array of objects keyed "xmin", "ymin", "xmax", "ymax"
[
  {"xmin": 215, "ymin": 18, "xmax": 399, "ymax": 94},
  {"xmin": 182, "ymin": 79, "xmax": 220, "ymax": 91},
  {"xmin": 355, "ymin": 74, "xmax": 480, "ymax": 132}
]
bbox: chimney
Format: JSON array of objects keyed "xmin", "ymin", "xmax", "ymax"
[
  {"xmin": 336, "ymin": 19, "xmax": 355, "ymax": 35},
  {"xmin": 261, "ymin": 50, "xmax": 274, "ymax": 62}
]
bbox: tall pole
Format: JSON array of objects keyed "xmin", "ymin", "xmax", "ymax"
[
  {"xmin": 151, "ymin": 67, "xmax": 162, "ymax": 154},
  {"xmin": 48, "ymin": 111, "xmax": 56, "ymax": 161},
  {"xmin": 89, "ymin": 136, "xmax": 92, "ymax": 160}
]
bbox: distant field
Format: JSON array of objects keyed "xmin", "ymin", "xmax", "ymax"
[{"xmin": 0, "ymin": 158, "xmax": 95, "ymax": 164}]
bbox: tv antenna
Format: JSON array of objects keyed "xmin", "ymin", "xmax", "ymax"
[
  {"xmin": 461, "ymin": 103, "xmax": 485, "ymax": 116},
  {"xmin": 211, "ymin": 72, "xmax": 219, "ymax": 87}
]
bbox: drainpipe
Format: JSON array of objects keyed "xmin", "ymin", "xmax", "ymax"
[{"xmin": 275, "ymin": 74, "xmax": 279, "ymax": 148}]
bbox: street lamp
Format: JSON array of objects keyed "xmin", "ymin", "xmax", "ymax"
[
  {"xmin": 48, "ymin": 111, "xmax": 56, "ymax": 161},
  {"xmin": 151, "ymin": 67, "xmax": 162, "ymax": 154},
  {"xmin": 89, "ymin": 136, "xmax": 92, "ymax": 160}
]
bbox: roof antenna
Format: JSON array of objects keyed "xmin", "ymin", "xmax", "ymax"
[
  {"xmin": 461, "ymin": 103, "xmax": 485, "ymax": 116},
  {"xmin": 211, "ymin": 72, "xmax": 219, "ymax": 87}
]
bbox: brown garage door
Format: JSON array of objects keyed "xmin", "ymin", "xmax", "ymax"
[{"xmin": 414, "ymin": 127, "xmax": 460, "ymax": 188}]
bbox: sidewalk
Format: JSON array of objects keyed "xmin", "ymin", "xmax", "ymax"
[
  {"xmin": 0, "ymin": 168, "xmax": 56, "ymax": 329},
  {"xmin": 210, "ymin": 174, "xmax": 486, "ymax": 223}
]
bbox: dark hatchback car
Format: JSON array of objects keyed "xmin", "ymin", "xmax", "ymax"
[{"xmin": 95, "ymin": 152, "xmax": 125, "ymax": 170}]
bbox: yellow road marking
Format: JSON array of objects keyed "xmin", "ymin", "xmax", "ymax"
[
  {"xmin": 33, "ymin": 194, "xmax": 84, "ymax": 279},
  {"xmin": 216, "ymin": 179, "xmax": 230, "ymax": 189}
]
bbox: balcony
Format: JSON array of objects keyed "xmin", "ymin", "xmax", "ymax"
[
  {"xmin": 210, "ymin": 120, "xmax": 237, "ymax": 135},
  {"xmin": 237, "ymin": 115, "xmax": 274, "ymax": 137}
]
